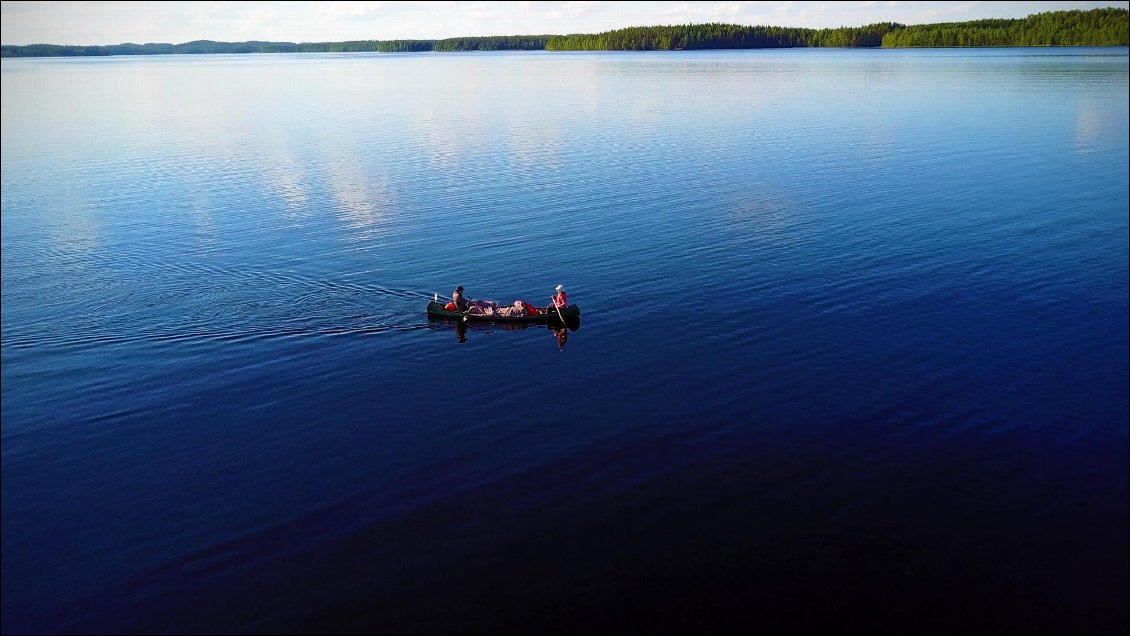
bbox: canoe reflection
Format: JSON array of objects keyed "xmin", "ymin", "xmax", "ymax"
[{"xmin": 430, "ymin": 314, "xmax": 581, "ymax": 346}]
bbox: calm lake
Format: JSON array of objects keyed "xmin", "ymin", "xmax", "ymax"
[{"xmin": 2, "ymin": 48, "xmax": 1127, "ymax": 633}]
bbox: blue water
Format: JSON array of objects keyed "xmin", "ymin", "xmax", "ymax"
[{"xmin": 2, "ymin": 48, "xmax": 1127, "ymax": 633}]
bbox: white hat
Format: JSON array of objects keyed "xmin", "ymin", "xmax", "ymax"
[{"xmin": 555, "ymin": 284, "xmax": 564, "ymax": 291}]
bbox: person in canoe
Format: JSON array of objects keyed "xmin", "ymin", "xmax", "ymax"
[
  {"xmin": 546, "ymin": 284, "xmax": 568, "ymax": 314},
  {"xmin": 452, "ymin": 286, "xmax": 469, "ymax": 312}
]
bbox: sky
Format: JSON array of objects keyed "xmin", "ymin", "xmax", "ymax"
[{"xmin": 2, "ymin": 1, "xmax": 1127, "ymax": 46}]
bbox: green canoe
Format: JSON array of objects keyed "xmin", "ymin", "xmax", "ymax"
[{"xmin": 427, "ymin": 301, "xmax": 581, "ymax": 324}]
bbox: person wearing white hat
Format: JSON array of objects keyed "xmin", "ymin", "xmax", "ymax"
[{"xmin": 546, "ymin": 284, "xmax": 568, "ymax": 314}]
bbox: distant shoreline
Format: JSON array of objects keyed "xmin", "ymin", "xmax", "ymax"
[
  {"xmin": 3, "ymin": 8, "xmax": 1126, "ymax": 58},
  {"xmin": 3, "ymin": 45, "xmax": 1127, "ymax": 62}
]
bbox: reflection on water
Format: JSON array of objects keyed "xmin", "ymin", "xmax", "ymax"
[
  {"xmin": 46, "ymin": 199, "xmax": 100, "ymax": 255},
  {"xmin": 1074, "ymin": 94, "xmax": 1125, "ymax": 154},
  {"xmin": 435, "ymin": 313, "xmax": 582, "ymax": 347}
]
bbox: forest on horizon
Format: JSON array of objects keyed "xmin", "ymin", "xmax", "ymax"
[{"xmin": 2, "ymin": 8, "xmax": 1126, "ymax": 57}]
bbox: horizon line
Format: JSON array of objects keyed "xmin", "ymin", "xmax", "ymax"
[{"xmin": 5, "ymin": 7, "xmax": 1126, "ymax": 48}]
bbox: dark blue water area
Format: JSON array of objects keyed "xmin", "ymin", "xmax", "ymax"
[{"xmin": 2, "ymin": 48, "xmax": 1127, "ymax": 633}]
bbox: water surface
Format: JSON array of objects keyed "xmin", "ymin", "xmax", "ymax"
[{"xmin": 2, "ymin": 48, "xmax": 1128, "ymax": 633}]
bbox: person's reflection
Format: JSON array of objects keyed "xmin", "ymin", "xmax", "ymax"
[
  {"xmin": 551, "ymin": 316, "xmax": 581, "ymax": 349},
  {"xmin": 448, "ymin": 318, "xmax": 579, "ymax": 347}
]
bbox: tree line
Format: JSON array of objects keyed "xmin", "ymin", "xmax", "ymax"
[
  {"xmin": 377, "ymin": 35, "xmax": 550, "ymax": 52},
  {"xmin": 546, "ymin": 9, "xmax": 1127, "ymax": 50},
  {"xmin": 545, "ymin": 23, "xmax": 901, "ymax": 50},
  {"xmin": 1, "ymin": 35, "xmax": 551, "ymax": 57},
  {"xmin": 881, "ymin": 8, "xmax": 1128, "ymax": 47},
  {"xmin": 1, "ymin": 40, "xmax": 385, "ymax": 57},
  {"xmin": 2, "ymin": 8, "xmax": 1125, "ymax": 57}
]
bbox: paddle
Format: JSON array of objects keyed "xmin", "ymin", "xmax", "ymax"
[{"xmin": 551, "ymin": 295, "xmax": 565, "ymax": 324}]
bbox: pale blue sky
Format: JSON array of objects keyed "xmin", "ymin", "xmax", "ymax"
[{"xmin": 2, "ymin": 1, "xmax": 1127, "ymax": 46}]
